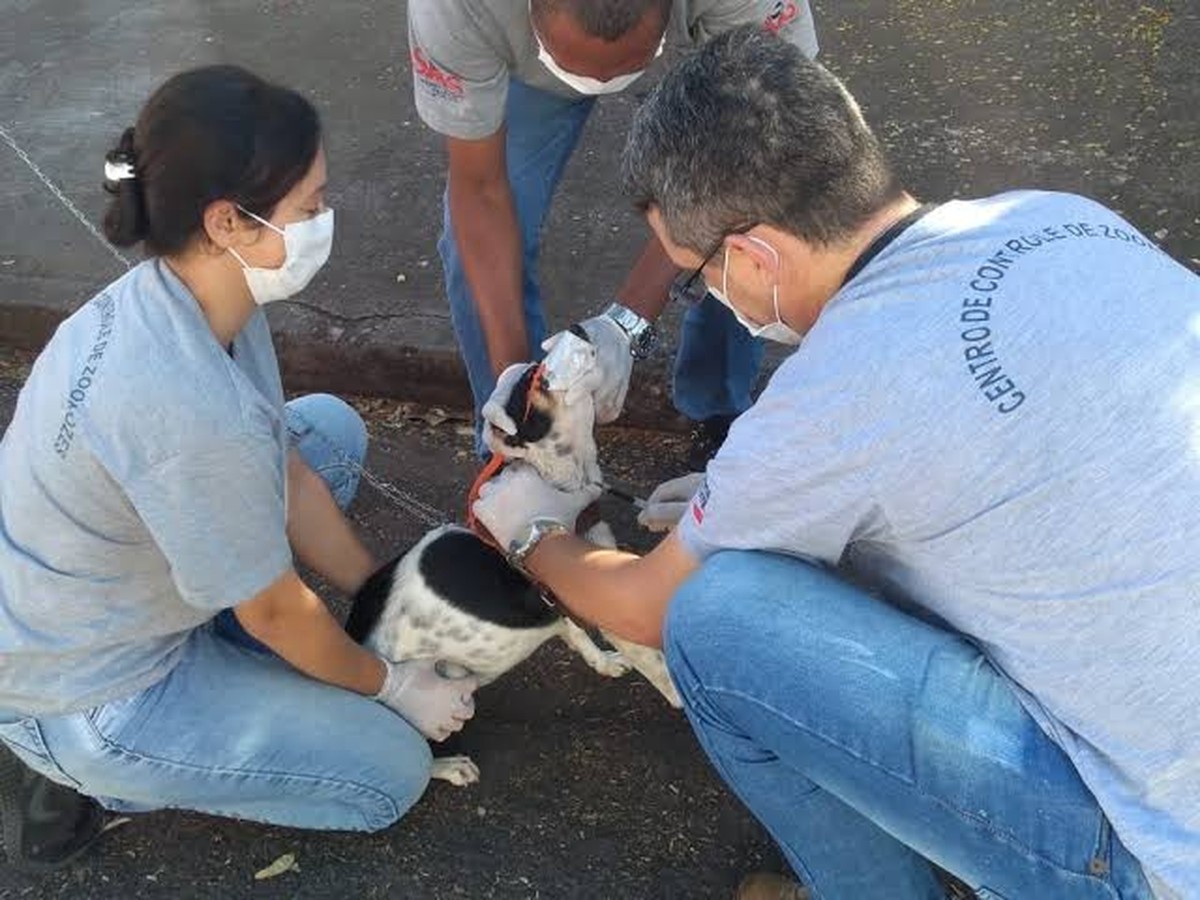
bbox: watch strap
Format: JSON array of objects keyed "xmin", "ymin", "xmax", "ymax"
[
  {"xmin": 604, "ymin": 302, "xmax": 650, "ymax": 339},
  {"xmin": 506, "ymin": 517, "xmax": 570, "ymax": 572},
  {"xmin": 604, "ymin": 303, "xmax": 658, "ymax": 360}
]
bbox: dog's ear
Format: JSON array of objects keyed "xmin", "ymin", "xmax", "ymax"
[
  {"xmin": 344, "ymin": 554, "xmax": 404, "ymax": 643},
  {"xmin": 502, "ymin": 366, "xmax": 554, "ymax": 448}
]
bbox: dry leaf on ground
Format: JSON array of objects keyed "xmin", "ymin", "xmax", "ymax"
[{"xmin": 254, "ymin": 852, "xmax": 299, "ymax": 881}]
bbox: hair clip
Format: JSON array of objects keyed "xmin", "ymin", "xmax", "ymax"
[{"xmin": 104, "ymin": 160, "xmax": 136, "ymax": 182}]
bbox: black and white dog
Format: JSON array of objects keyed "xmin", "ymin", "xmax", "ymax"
[{"xmin": 346, "ymin": 358, "xmax": 680, "ymax": 786}]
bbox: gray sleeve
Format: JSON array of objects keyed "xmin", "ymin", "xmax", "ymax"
[
  {"xmin": 676, "ymin": 369, "xmax": 881, "ymax": 564},
  {"xmin": 407, "ymin": 0, "xmax": 510, "ymax": 140},
  {"xmin": 124, "ymin": 436, "xmax": 292, "ymax": 612},
  {"xmin": 693, "ymin": 0, "xmax": 819, "ymax": 58}
]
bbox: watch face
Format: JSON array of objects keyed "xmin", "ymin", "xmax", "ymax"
[{"xmin": 632, "ymin": 328, "xmax": 658, "ymax": 359}]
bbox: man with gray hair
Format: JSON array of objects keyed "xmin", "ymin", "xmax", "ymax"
[
  {"xmin": 473, "ymin": 25, "xmax": 1200, "ymax": 900},
  {"xmin": 407, "ymin": 0, "xmax": 818, "ymax": 465}
]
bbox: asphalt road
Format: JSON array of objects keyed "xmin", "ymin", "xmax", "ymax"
[{"xmin": 2, "ymin": 1, "xmax": 1195, "ymax": 414}]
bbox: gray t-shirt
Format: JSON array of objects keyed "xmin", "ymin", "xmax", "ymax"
[
  {"xmin": 0, "ymin": 260, "xmax": 292, "ymax": 717},
  {"xmin": 407, "ymin": 0, "xmax": 819, "ymax": 139},
  {"xmin": 678, "ymin": 191, "xmax": 1200, "ymax": 899}
]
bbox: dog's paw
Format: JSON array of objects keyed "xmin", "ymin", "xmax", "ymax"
[
  {"xmin": 601, "ymin": 633, "xmax": 685, "ymax": 708},
  {"xmin": 656, "ymin": 677, "xmax": 684, "ymax": 709},
  {"xmin": 431, "ymin": 755, "xmax": 480, "ymax": 786},
  {"xmin": 591, "ymin": 649, "xmax": 632, "ymax": 678},
  {"xmin": 561, "ymin": 620, "xmax": 633, "ymax": 677}
]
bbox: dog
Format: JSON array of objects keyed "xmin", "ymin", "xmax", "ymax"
[{"xmin": 345, "ymin": 342, "xmax": 680, "ymax": 787}]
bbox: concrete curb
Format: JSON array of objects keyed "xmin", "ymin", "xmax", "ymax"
[
  {"xmin": 0, "ymin": 303, "xmax": 62, "ymax": 355},
  {"xmin": 0, "ymin": 299, "xmax": 694, "ymax": 433}
]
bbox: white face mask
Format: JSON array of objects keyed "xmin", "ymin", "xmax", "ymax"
[
  {"xmin": 228, "ymin": 207, "xmax": 334, "ymax": 306},
  {"xmin": 708, "ymin": 236, "xmax": 803, "ymax": 345},
  {"xmin": 531, "ymin": 6, "xmax": 665, "ymax": 95}
]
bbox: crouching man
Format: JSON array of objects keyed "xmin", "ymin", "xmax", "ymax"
[{"xmin": 473, "ymin": 25, "xmax": 1200, "ymax": 900}]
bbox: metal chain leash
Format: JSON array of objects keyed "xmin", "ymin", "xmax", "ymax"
[
  {"xmin": 353, "ymin": 460, "xmax": 451, "ymax": 529},
  {"xmin": 3, "ymin": 121, "xmax": 457, "ymax": 531},
  {"xmin": 0, "ymin": 123, "xmax": 132, "ymax": 270},
  {"xmin": 287, "ymin": 398, "xmax": 456, "ymax": 530}
]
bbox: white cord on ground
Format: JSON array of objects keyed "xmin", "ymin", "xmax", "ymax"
[{"xmin": 0, "ymin": 123, "xmax": 132, "ymax": 270}]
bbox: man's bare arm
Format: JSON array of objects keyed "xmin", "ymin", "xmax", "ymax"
[
  {"xmin": 524, "ymin": 530, "xmax": 699, "ymax": 648},
  {"xmin": 446, "ymin": 131, "xmax": 529, "ymax": 375},
  {"xmin": 614, "ymin": 232, "xmax": 682, "ymax": 323}
]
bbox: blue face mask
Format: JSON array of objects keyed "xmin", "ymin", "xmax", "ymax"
[{"xmin": 707, "ymin": 236, "xmax": 803, "ymax": 345}]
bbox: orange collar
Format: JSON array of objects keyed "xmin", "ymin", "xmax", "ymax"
[{"xmin": 465, "ymin": 364, "xmax": 546, "ymax": 545}]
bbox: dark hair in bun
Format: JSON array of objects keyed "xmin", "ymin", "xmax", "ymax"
[
  {"xmin": 102, "ymin": 65, "xmax": 321, "ymax": 257},
  {"xmin": 102, "ymin": 127, "xmax": 147, "ymax": 247}
]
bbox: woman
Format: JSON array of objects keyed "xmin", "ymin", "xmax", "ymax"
[{"xmin": 0, "ymin": 65, "xmax": 476, "ymax": 870}]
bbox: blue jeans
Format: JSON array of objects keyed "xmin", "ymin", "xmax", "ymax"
[
  {"xmin": 0, "ymin": 394, "xmax": 432, "ymax": 832},
  {"xmin": 437, "ymin": 80, "xmax": 764, "ymax": 451},
  {"xmin": 663, "ymin": 551, "xmax": 1155, "ymax": 900}
]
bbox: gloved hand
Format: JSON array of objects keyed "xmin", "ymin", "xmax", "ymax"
[
  {"xmin": 636, "ymin": 472, "xmax": 706, "ymax": 533},
  {"xmin": 543, "ymin": 314, "xmax": 631, "ymax": 424},
  {"xmin": 481, "ymin": 362, "xmax": 538, "ymax": 438},
  {"xmin": 472, "ymin": 463, "xmax": 602, "ymax": 551},
  {"xmin": 481, "ymin": 314, "xmax": 632, "ymax": 439},
  {"xmin": 374, "ymin": 657, "xmax": 479, "ymax": 742}
]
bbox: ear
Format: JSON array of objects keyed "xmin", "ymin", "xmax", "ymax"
[
  {"xmin": 202, "ymin": 199, "xmax": 252, "ymax": 250},
  {"xmin": 507, "ymin": 397, "xmax": 554, "ymax": 447},
  {"xmin": 724, "ymin": 231, "xmax": 780, "ymax": 283},
  {"xmin": 500, "ymin": 366, "xmax": 538, "ymax": 439},
  {"xmin": 499, "ymin": 366, "xmax": 554, "ymax": 449}
]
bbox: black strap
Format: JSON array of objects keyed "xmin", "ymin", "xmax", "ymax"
[{"xmin": 841, "ymin": 203, "xmax": 940, "ymax": 288}]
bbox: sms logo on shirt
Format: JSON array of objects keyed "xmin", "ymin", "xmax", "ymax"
[
  {"xmin": 764, "ymin": 1, "xmax": 801, "ymax": 34},
  {"xmin": 411, "ymin": 47, "xmax": 464, "ymax": 100},
  {"xmin": 691, "ymin": 478, "xmax": 711, "ymax": 525}
]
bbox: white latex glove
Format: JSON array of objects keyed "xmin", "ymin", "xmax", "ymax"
[
  {"xmin": 472, "ymin": 463, "xmax": 602, "ymax": 551},
  {"xmin": 542, "ymin": 315, "xmax": 631, "ymax": 424},
  {"xmin": 636, "ymin": 472, "xmax": 707, "ymax": 533},
  {"xmin": 374, "ymin": 658, "xmax": 479, "ymax": 742},
  {"xmin": 481, "ymin": 362, "xmax": 539, "ymax": 438}
]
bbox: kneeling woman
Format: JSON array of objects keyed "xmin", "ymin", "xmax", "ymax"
[{"xmin": 0, "ymin": 66, "xmax": 475, "ymax": 868}]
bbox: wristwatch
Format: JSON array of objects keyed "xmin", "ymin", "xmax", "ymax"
[
  {"xmin": 507, "ymin": 517, "xmax": 570, "ymax": 573},
  {"xmin": 604, "ymin": 302, "xmax": 659, "ymax": 360}
]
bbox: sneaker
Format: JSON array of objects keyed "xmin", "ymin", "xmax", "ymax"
[
  {"xmin": 0, "ymin": 746, "xmax": 105, "ymax": 871},
  {"xmin": 686, "ymin": 414, "xmax": 735, "ymax": 471},
  {"xmin": 735, "ymin": 872, "xmax": 810, "ymax": 900}
]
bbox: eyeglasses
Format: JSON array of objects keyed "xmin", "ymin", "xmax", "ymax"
[{"xmin": 677, "ymin": 223, "xmax": 756, "ymax": 298}]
